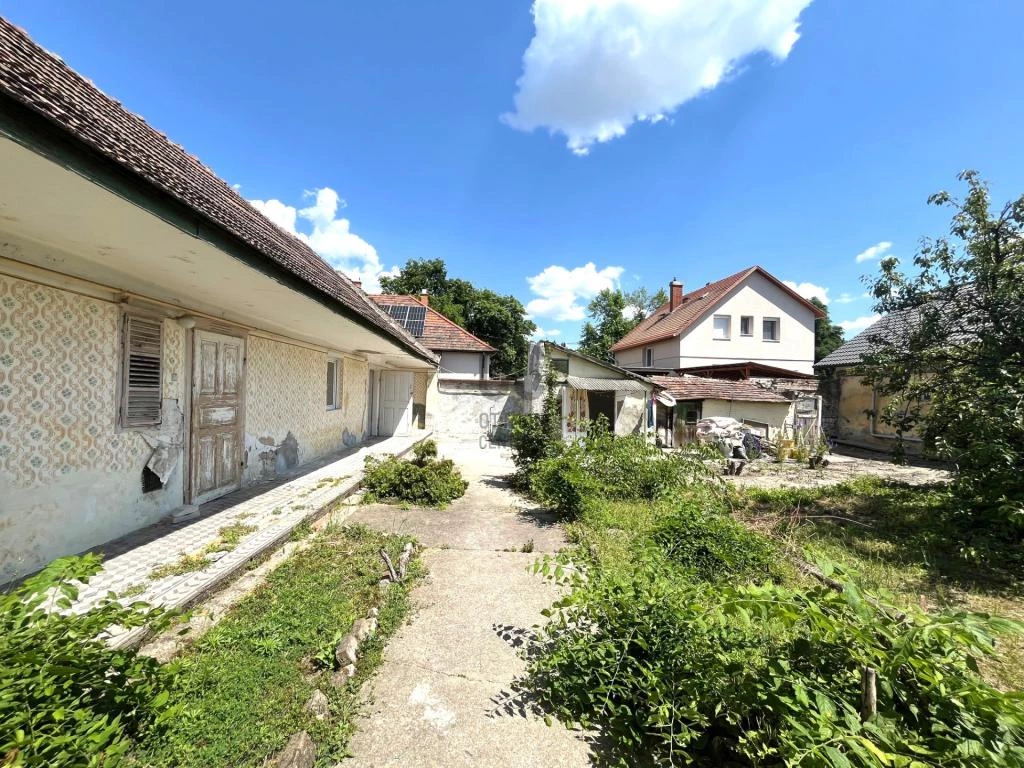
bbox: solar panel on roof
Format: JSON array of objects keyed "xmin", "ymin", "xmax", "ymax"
[
  {"xmin": 379, "ymin": 303, "xmax": 426, "ymax": 337},
  {"xmin": 405, "ymin": 306, "xmax": 426, "ymax": 337}
]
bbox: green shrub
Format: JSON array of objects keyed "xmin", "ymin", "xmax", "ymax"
[
  {"xmin": 509, "ymin": 365, "xmax": 564, "ymax": 487},
  {"xmin": 528, "ymin": 559, "xmax": 1024, "ymax": 767},
  {"xmin": 362, "ymin": 451, "xmax": 467, "ymax": 507},
  {"xmin": 651, "ymin": 502, "xmax": 785, "ymax": 583},
  {"xmin": 529, "ymin": 420, "xmax": 713, "ymax": 517},
  {"xmin": 0, "ymin": 555, "xmax": 177, "ymax": 766},
  {"xmin": 411, "ymin": 439, "xmax": 438, "ymax": 466}
]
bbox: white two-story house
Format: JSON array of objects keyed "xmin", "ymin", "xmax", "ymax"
[{"xmin": 611, "ymin": 266, "xmax": 824, "ymax": 376}]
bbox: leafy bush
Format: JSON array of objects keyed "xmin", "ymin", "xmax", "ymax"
[
  {"xmin": 529, "ymin": 559, "xmax": 1024, "ymax": 767},
  {"xmin": 651, "ymin": 502, "xmax": 784, "ymax": 583},
  {"xmin": 362, "ymin": 449, "xmax": 467, "ymax": 507},
  {"xmin": 509, "ymin": 365, "xmax": 564, "ymax": 485},
  {"xmin": 529, "ymin": 419, "xmax": 713, "ymax": 518},
  {"xmin": 0, "ymin": 555, "xmax": 177, "ymax": 766},
  {"xmin": 411, "ymin": 439, "xmax": 438, "ymax": 466}
]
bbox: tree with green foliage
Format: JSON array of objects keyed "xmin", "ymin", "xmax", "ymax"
[
  {"xmin": 863, "ymin": 171, "xmax": 1024, "ymax": 526},
  {"xmin": 379, "ymin": 258, "xmax": 535, "ymax": 377},
  {"xmin": 811, "ymin": 296, "xmax": 845, "ymax": 362},
  {"xmin": 578, "ymin": 286, "xmax": 669, "ymax": 362}
]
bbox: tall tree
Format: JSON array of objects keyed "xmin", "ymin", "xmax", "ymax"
[
  {"xmin": 578, "ymin": 286, "xmax": 667, "ymax": 361},
  {"xmin": 863, "ymin": 171, "xmax": 1024, "ymax": 525},
  {"xmin": 811, "ymin": 297, "xmax": 845, "ymax": 362},
  {"xmin": 379, "ymin": 258, "xmax": 535, "ymax": 377}
]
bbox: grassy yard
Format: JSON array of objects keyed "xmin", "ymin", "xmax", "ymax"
[
  {"xmin": 132, "ymin": 523, "xmax": 418, "ymax": 768},
  {"xmin": 737, "ymin": 477, "xmax": 1024, "ymax": 690}
]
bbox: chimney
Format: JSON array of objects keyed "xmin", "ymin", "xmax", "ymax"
[
  {"xmin": 418, "ymin": 289, "xmax": 429, "ymax": 307},
  {"xmin": 337, "ymin": 269, "xmax": 362, "ymax": 290},
  {"xmin": 669, "ymin": 278, "xmax": 683, "ymax": 311}
]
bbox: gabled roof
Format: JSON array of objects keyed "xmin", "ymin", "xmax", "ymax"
[
  {"xmin": 0, "ymin": 18, "xmax": 435, "ymax": 364},
  {"xmin": 652, "ymin": 375, "xmax": 791, "ymax": 403},
  {"xmin": 610, "ymin": 266, "xmax": 826, "ymax": 353},
  {"xmin": 543, "ymin": 341, "xmax": 655, "ymax": 388},
  {"xmin": 368, "ymin": 295, "xmax": 496, "ymax": 353},
  {"xmin": 814, "ymin": 307, "xmax": 920, "ymax": 369}
]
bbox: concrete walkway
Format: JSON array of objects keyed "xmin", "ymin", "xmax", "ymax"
[
  {"xmin": 68, "ymin": 432, "xmax": 429, "ymax": 649},
  {"xmin": 338, "ymin": 439, "xmax": 592, "ymax": 767}
]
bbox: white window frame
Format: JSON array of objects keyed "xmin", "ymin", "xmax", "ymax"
[
  {"xmin": 762, "ymin": 317, "xmax": 780, "ymax": 342},
  {"xmin": 740, "ymin": 315, "xmax": 754, "ymax": 337},
  {"xmin": 712, "ymin": 314, "xmax": 731, "ymax": 340},
  {"xmin": 644, "ymin": 347, "xmax": 653, "ymax": 367},
  {"xmin": 119, "ymin": 313, "xmax": 163, "ymax": 429},
  {"xmin": 326, "ymin": 357, "xmax": 342, "ymax": 410}
]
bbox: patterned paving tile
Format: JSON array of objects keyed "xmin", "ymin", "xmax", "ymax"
[{"xmin": 58, "ymin": 432, "xmax": 429, "ymax": 648}]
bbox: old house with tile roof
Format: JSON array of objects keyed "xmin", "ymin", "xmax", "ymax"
[
  {"xmin": 814, "ymin": 308, "xmax": 927, "ymax": 453},
  {"xmin": 0, "ymin": 18, "xmax": 439, "ymax": 581},
  {"xmin": 612, "ymin": 267, "xmax": 825, "ymax": 375}
]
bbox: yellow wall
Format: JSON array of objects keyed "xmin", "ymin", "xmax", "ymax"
[
  {"xmin": 700, "ymin": 399, "xmax": 792, "ymax": 438},
  {"xmin": 243, "ymin": 336, "xmax": 368, "ymax": 482},
  {"xmin": 834, "ymin": 374, "xmax": 922, "ymax": 453}
]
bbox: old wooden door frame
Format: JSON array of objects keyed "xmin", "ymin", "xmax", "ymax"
[{"xmin": 183, "ymin": 322, "xmax": 247, "ymax": 505}]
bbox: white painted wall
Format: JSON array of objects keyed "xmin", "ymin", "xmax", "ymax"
[
  {"xmin": 439, "ymin": 351, "xmax": 486, "ymax": 380},
  {"xmin": 699, "ymin": 399, "xmax": 793, "ymax": 438},
  {"xmin": 614, "ymin": 337, "xmax": 678, "ymax": 370},
  {"xmin": 677, "ymin": 273, "xmax": 816, "ymax": 373}
]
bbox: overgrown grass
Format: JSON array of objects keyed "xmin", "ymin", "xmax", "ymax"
[
  {"xmin": 738, "ymin": 477, "xmax": 1024, "ymax": 689},
  {"xmin": 149, "ymin": 524, "xmax": 259, "ymax": 579},
  {"xmin": 134, "ymin": 524, "xmax": 418, "ymax": 767}
]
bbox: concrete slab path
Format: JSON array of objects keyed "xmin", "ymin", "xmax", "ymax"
[{"xmin": 338, "ymin": 439, "xmax": 592, "ymax": 767}]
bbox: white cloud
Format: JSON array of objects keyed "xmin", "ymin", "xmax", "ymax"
[
  {"xmin": 249, "ymin": 187, "xmax": 396, "ymax": 292},
  {"xmin": 532, "ymin": 326, "xmax": 563, "ymax": 339},
  {"xmin": 854, "ymin": 241, "xmax": 892, "ymax": 263},
  {"xmin": 833, "ymin": 292, "xmax": 861, "ymax": 304},
  {"xmin": 526, "ymin": 262, "xmax": 624, "ymax": 321},
  {"xmin": 783, "ymin": 280, "xmax": 829, "ymax": 304},
  {"xmin": 503, "ymin": 0, "xmax": 814, "ymax": 155},
  {"xmin": 839, "ymin": 314, "xmax": 880, "ymax": 332}
]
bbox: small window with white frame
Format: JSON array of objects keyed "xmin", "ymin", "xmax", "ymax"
[
  {"xmin": 326, "ymin": 357, "xmax": 342, "ymax": 410},
  {"xmin": 740, "ymin": 315, "xmax": 753, "ymax": 336},
  {"xmin": 644, "ymin": 347, "xmax": 653, "ymax": 367},
  {"xmin": 762, "ymin": 317, "xmax": 780, "ymax": 342},
  {"xmin": 712, "ymin": 315, "xmax": 731, "ymax": 340}
]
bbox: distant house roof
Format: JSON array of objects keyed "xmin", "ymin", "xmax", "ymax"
[
  {"xmin": 367, "ymin": 295, "xmax": 496, "ymax": 353},
  {"xmin": 544, "ymin": 341, "xmax": 655, "ymax": 388},
  {"xmin": 610, "ymin": 266, "xmax": 826, "ymax": 353},
  {"xmin": 0, "ymin": 18, "xmax": 436, "ymax": 364},
  {"xmin": 815, "ymin": 307, "xmax": 922, "ymax": 369},
  {"xmin": 651, "ymin": 375, "xmax": 791, "ymax": 403}
]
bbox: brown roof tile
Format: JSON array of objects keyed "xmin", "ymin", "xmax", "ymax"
[
  {"xmin": 652, "ymin": 375, "xmax": 791, "ymax": 403},
  {"xmin": 610, "ymin": 266, "xmax": 826, "ymax": 353},
  {"xmin": 368, "ymin": 295, "xmax": 496, "ymax": 353},
  {"xmin": 0, "ymin": 17, "xmax": 436, "ymax": 363}
]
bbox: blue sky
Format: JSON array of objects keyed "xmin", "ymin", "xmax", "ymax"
[{"xmin": 4, "ymin": 1, "xmax": 1023, "ymax": 342}]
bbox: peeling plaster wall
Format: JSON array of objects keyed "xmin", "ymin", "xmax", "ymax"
[
  {"xmin": 0, "ymin": 274, "xmax": 185, "ymax": 583},
  {"xmin": 243, "ymin": 336, "xmax": 368, "ymax": 484},
  {"xmin": 831, "ymin": 372, "xmax": 923, "ymax": 454}
]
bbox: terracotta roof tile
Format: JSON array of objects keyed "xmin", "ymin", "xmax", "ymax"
[
  {"xmin": 0, "ymin": 17, "xmax": 436, "ymax": 363},
  {"xmin": 367, "ymin": 295, "xmax": 496, "ymax": 353},
  {"xmin": 610, "ymin": 266, "xmax": 825, "ymax": 353},
  {"xmin": 652, "ymin": 375, "xmax": 791, "ymax": 403}
]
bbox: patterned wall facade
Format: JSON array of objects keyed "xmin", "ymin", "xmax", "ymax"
[
  {"xmin": 0, "ymin": 274, "xmax": 186, "ymax": 582},
  {"xmin": 243, "ymin": 335, "xmax": 368, "ymax": 483}
]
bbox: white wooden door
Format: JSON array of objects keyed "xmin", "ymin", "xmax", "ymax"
[
  {"xmin": 379, "ymin": 371, "xmax": 412, "ymax": 436},
  {"xmin": 190, "ymin": 330, "xmax": 245, "ymax": 504}
]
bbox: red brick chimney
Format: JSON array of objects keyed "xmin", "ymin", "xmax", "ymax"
[
  {"xmin": 669, "ymin": 278, "xmax": 683, "ymax": 311},
  {"xmin": 418, "ymin": 289, "xmax": 429, "ymax": 307}
]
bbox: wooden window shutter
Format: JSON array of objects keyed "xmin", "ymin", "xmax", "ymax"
[{"xmin": 122, "ymin": 316, "xmax": 163, "ymax": 427}]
